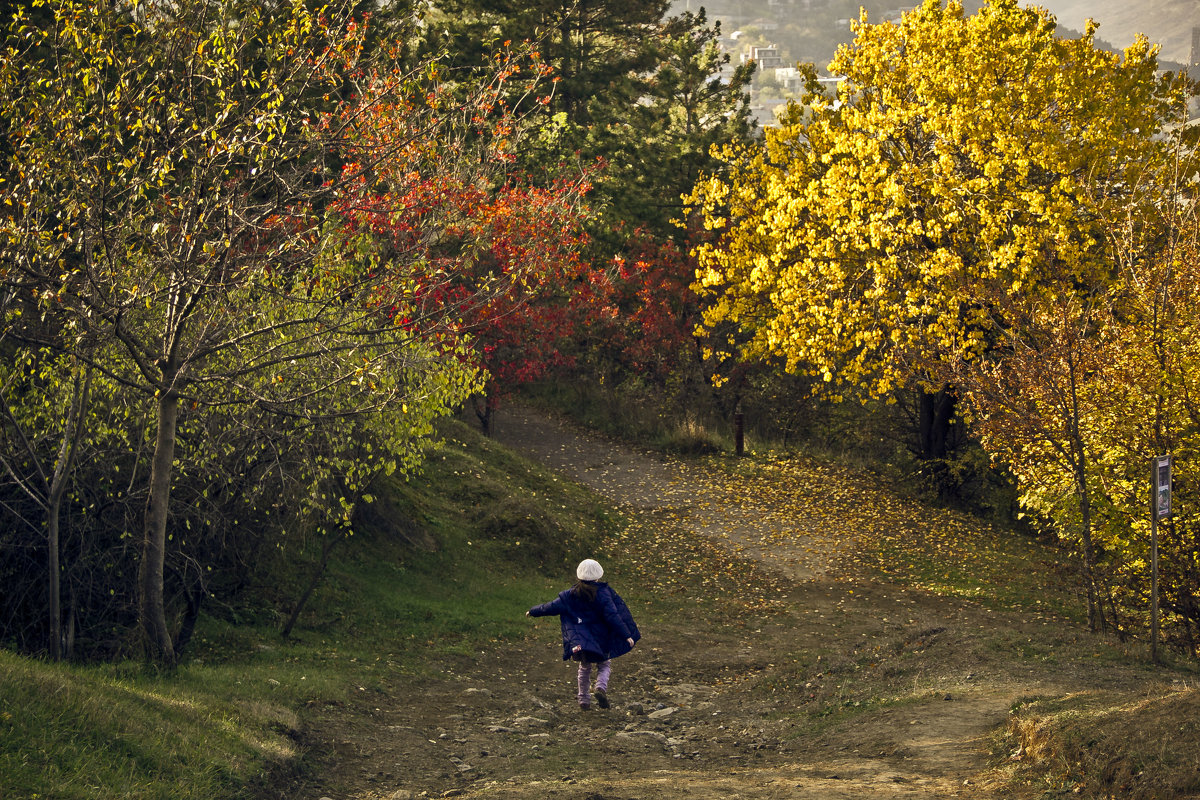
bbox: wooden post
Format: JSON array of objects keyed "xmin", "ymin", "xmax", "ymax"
[
  {"xmin": 1151, "ymin": 455, "xmax": 1171, "ymax": 665},
  {"xmin": 1151, "ymin": 491, "xmax": 1160, "ymax": 665}
]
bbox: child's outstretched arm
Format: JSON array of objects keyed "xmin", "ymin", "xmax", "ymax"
[{"xmin": 526, "ymin": 596, "xmax": 565, "ymax": 618}]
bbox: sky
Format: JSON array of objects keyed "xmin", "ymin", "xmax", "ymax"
[{"xmin": 1032, "ymin": 0, "xmax": 1198, "ymax": 65}]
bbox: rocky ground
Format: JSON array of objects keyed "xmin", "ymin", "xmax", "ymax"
[{"xmin": 275, "ymin": 405, "xmax": 1166, "ymax": 800}]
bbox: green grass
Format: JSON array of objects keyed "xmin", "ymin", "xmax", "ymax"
[
  {"xmin": 870, "ymin": 527, "xmax": 1085, "ymax": 622},
  {"xmin": 0, "ymin": 419, "xmax": 615, "ymax": 800},
  {"xmin": 0, "ymin": 652, "xmax": 304, "ymax": 800}
]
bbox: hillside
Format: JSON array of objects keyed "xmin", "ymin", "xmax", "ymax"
[
  {"xmin": 674, "ymin": 0, "xmax": 1198, "ymax": 66},
  {"xmin": 1036, "ymin": 0, "xmax": 1197, "ymax": 64},
  {"xmin": 5, "ymin": 407, "xmax": 1200, "ymax": 799}
]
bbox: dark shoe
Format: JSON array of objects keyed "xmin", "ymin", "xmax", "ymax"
[
  {"xmin": 593, "ymin": 688, "xmax": 609, "ymax": 709},
  {"xmin": 579, "ymin": 703, "xmax": 591, "ymax": 711}
]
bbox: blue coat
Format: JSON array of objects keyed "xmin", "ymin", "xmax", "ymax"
[{"xmin": 529, "ymin": 582, "xmax": 640, "ymax": 662}]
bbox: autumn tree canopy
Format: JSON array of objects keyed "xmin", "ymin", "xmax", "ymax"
[
  {"xmin": 423, "ymin": 0, "xmax": 756, "ymax": 413},
  {"xmin": 689, "ymin": 0, "xmax": 1187, "ymax": 399}
]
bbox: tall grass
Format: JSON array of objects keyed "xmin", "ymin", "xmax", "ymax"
[{"xmin": 994, "ymin": 688, "xmax": 1200, "ymax": 799}]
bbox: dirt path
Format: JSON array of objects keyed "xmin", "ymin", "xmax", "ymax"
[
  {"xmin": 281, "ymin": 405, "xmax": 1142, "ymax": 800},
  {"xmin": 486, "ymin": 407, "xmax": 838, "ymax": 581}
]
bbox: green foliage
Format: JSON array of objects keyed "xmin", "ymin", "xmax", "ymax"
[
  {"xmin": 585, "ymin": 9, "xmax": 755, "ymax": 246},
  {"xmin": 427, "ymin": 0, "xmax": 754, "ymax": 246},
  {"xmin": 0, "ymin": 0, "xmax": 423, "ymax": 661},
  {"xmin": 0, "ymin": 0, "xmax": 579, "ymax": 663}
]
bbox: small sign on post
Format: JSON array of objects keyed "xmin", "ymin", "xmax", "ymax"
[{"xmin": 1155, "ymin": 455, "xmax": 1172, "ymax": 520}]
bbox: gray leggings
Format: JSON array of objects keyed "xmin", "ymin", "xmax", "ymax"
[{"xmin": 577, "ymin": 659, "xmax": 612, "ymax": 705}]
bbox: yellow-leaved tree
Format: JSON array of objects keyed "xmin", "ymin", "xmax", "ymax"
[
  {"xmin": 692, "ymin": 0, "xmax": 1180, "ymax": 420},
  {"xmin": 688, "ymin": 0, "xmax": 1192, "ymax": 628}
]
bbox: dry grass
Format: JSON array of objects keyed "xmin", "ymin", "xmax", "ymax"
[{"xmin": 992, "ymin": 684, "xmax": 1200, "ymax": 798}]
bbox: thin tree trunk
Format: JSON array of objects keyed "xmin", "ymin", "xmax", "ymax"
[
  {"xmin": 64, "ymin": 584, "xmax": 77, "ymax": 660},
  {"xmin": 139, "ymin": 383, "xmax": 180, "ymax": 666},
  {"xmin": 45, "ymin": 366, "xmax": 90, "ymax": 661},
  {"xmin": 46, "ymin": 501, "xmax": 62, "ymax": 661},
  {"xmin": 1075, "ymin": 459, "xmax": 1101, "ymax": 632},
  {"xmin": 281, "ymin": 534, "xmax": 341, "ymax": 639},
  {"xmin": 473, "ymin": 392, "xmax": 495, "ymax": 437},
  {"xmin": 1067, "ymin": 349, "xmax": 1101, "ymax": 633},
  {"xmin": 174, "ymin": 577, "xmax": 204, "ymax": 658}
]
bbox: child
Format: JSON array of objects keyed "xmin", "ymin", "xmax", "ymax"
[{"xmin": 526, "ymin": 558, "xmax": 640, "ymax": 710}]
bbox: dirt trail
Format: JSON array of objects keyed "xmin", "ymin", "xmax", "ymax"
[
  {"xmin": 487, "ymin": 408, "xmax": 837, "ymax": 581},
  {"xmin": 280, "ymin": 405, "xmax": 1133, "ymax": 800}
]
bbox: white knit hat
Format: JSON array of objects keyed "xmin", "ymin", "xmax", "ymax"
[{"xmin": 576, "ymin": 558, "xmax": 604, "ymax": 581}]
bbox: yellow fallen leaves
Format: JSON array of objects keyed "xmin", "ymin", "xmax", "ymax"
[{"xmin": 602, "ymin": 447, "xmax": 1058, "ymax": 612}]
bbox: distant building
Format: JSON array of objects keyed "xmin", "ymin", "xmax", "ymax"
[
  {"xmin": 743, "ymin": 44, "xmax": 783, "ymax": 70},
  {"xmin": 774, "ymin": 67, "xmax": 805, "ymax": 91}
]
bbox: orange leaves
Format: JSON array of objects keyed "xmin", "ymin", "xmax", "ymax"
[{"xmin": 322, "ymin": 37, "xmax": 597, "ymax": 401}]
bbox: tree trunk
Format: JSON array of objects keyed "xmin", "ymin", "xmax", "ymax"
[
  {"xmin": 734, "ymin": 398, "xmax": 745, "ymax": 457},
  {"xmin": 64, "ymin": 585, "xmax": 77, "ymax": 660},
  {"xmin": 1067, "ymin": 353, "xmax": 1101, "ymax": 632},
  {"xmin": 46, "ymin": 501, "xmax": 62, "ymax": 661},
  {"xmin": 916, "ymin": 387, "xmax": 956, "ymax": 459},
  {"xmin": 45, "ymin": 366, "xmax": 90, "ymax": 662},
  {"xmin": 473, "ymin": 392, "xmax": 495, "ymax": 437},
  {"xmin": 173, "ymin": 578, "xmax": 204, "ymax": 658},
  {"xmin": 1075, "ymin": 459, "xmax": 1101, "ymax": 632},
  {"xmin": 139, "ymin": 385, "xmax": 180, "ymax": 666}
]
